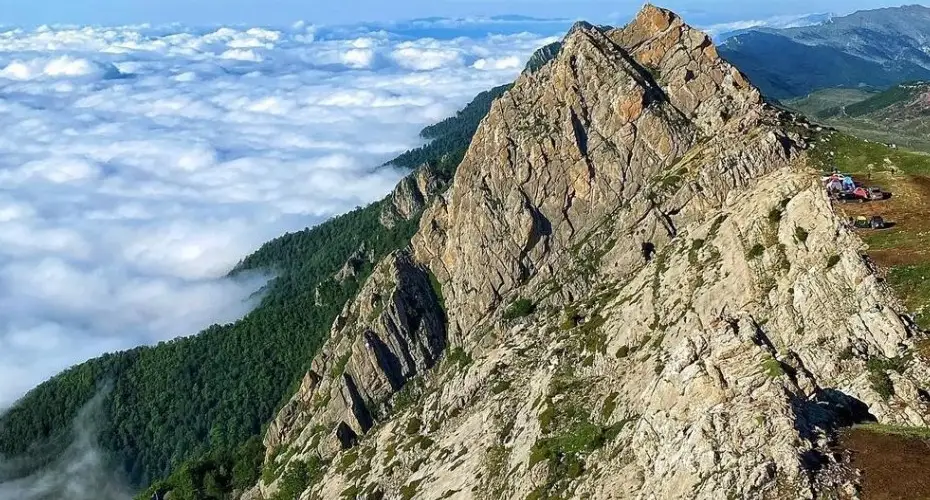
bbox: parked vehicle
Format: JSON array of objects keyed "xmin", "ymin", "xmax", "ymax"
[
  {"xmin": 851, "ymin": 215, "xmax": 886, "ymax": 229},
  {"xmin": 837, "ymin": 187, "xmax": 887, "ymax": 203},
  {"xmin": 836, "ymin": 188, "xmax": 868, "ymax": 203},
  {"xmin": 866, "ymin": 186, "xmax": 886, "ymax": 200}
]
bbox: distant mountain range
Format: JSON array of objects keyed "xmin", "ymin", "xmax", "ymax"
[
  {"xmin": 720, "ymin": 5, "xmax": 930, "ymax": 99},
  {"xmin": 708, "ymin": 13, "xmax": 834, "ymax": 41}
]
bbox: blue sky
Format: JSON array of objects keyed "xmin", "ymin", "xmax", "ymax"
[{"xmin": 0, "ymin": 0, "xmax": 919, "ymax": 27}]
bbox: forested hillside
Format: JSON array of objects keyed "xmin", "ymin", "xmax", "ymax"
[{"xmin": 0, "ymin": 83, "xmax": 507, "ymax": 498}]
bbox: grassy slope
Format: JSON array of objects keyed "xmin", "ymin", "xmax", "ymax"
[
  {"xmin": 807, "ymin": 130, "xmax": 930, "ymax": 328},
  {"xmin": 786, "ymin": 88, "xmax": 877, "ymax": 116},
  {"xmin": 0, "ymin": 84, "xmax": 510, "ymax": 498},
  {"xmin": 843, "ymin": 85, "xmax": 922, "ymax": 117},
  {"xmin": 790, "ymin": 85, "xmax": 930, "ymax": 153}
]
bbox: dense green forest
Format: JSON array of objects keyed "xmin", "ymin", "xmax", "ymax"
[{"xmin": 0, "ymin": 82, "xmax": 508, "ymax": 500}]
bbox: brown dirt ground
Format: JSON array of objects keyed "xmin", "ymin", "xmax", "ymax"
[
  {"xmin": 836, "ymin": 172, "xmax": 930, "ymax": 267},
  {"xmin": 830, "ymin": 173, "xmax": 930, "ymax": 498},
  {"xmin": 839, "ymin": 428, "xmax": 930, "ymax": 500}
]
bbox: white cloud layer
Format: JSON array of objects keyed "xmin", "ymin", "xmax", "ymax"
[
  {"xmin": 0, "ymin": 389, "xmax": 133, "ymax": 499},
  {"xmin": 703, "ymin": 12, "xmax": 834, "ymax": 40},
  {"xmin": 0, "ymin": 22, "xmax": 557, "ymax": 409}
]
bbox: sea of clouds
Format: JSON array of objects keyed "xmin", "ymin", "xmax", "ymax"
[{"xmin": 0, "ymin": 18, "xmax": 561, "ymax": 410}]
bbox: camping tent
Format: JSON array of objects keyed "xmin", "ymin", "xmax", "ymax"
[
  {"xmin": 841, "ymin": 176, "xmax": 855, "ymax": 192},
  {"xmin": 825, "ymin": 178, "xmax": 844, "ymax": 193}
]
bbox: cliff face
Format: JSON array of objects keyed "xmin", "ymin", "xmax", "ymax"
[{"xmin": 248, "ymin": 5, "xmax": 930, "ymax": 500}]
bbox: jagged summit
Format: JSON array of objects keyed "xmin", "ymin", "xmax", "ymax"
[
  {"xmin": 412, "ymin": 4, "xmax": 788, "ymax": 341},
  {"xmin": 242, "ymin": 5, "xmax": 930, "ymax": 500}
]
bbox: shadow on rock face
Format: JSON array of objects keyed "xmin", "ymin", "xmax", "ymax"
[{"xmin": 793, "ymin": 387, "xmax": 877, "ymax": 442}]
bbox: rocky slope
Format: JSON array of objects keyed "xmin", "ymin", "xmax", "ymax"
[{"xmin": 246, "ymin": 5, "xmax": 930, "ymax": 499}]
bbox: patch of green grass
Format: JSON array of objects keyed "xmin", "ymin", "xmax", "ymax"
[
  {"xmin": 538, "ymin": 403, "xmax": 557, "ymax": 433},
  {"xmin": 580, "ymin": 314, "xmax": 608, "ymax": 354},
  {"xmin": 854, "ymin": 423, "xmax": 930, "ymax": 439},
  {"xmin": 862, "ymin": 230, "xmax": 918, "ymax": 251},
  {"xmin": 428, "ymin": 270, "xmax": 446, "ymax": 313},
  {"xmin": 615, "ymin": 345, "xmax": 630, "ymax": 359},
  {"xmin": 527, "ymin": 411, "xmax": 631, "ymax": 498},
  {"xmin": 869, "ymin": 369, "xmax": 894, "ymax": 400},
  {"xmin": 341, "ymin": 484, "xmax": 362, "ymax": 499},
  {"xmin": 261, "ymin": 458, "xmax": 279, "ymax": 485},
  {"xmin": 809, "ymin": 131, "xmax": 930, "ymax": 176},
  {"xmin": 405, "ymin": 417, "xmax": 422, "ymax": 435},
  {"xmin": 794, "ymin": 226, "xmax": 809, "ymax": 244},
  {"xmin": 312, "ymin": 390, "xmax": 332, "ymax": 411},
  {"xmin": 529, "ymin": 419, "xmax": 605, "ymax": 468},
  {"xmin": 382, "ymin": 441, "xmax": 397, "ymax": 467},
  {"xmin": 844, "ymin": 85, "xmax": 921, "ymax": 117},
  {"xmin": 525, "ymin": 486, "xmax": 545, "ymax": 500},
  {"xmin": 688, "ymin": 238, "xmax": 705, "ymax": 266},
  {"xmin": 886, "ymin": 264, "xmax": 930, "ymax": 329},
  {"xmin": 400, "ymin": 479, "xmax": 424, "ymax": 500},
  {"xmin": 269, "ymin": 457, "xmax": 324, "ymax": 500},
  {"xmin": 657, "ymin": 167, "xmax": 688, "ymax": 193},
  {"xmin": 601, "ymin": 393, "xmax": 619, "ymax": 421},
  {"xmin": 337, "ymin": 448, "xmax": 359, "ymax": 472},
  {"xmin": 492, "ymin": 380, "xmax": 512, "ymax": 395},
  {"xmin": 560, "ymin": 306, "xmax": 580, "ymax": 331},
  {"xmin": 503, "ymin": 298, "xmax": 536, "ymax": 321},
  {"xmin": 866, "ymin": 356, "xmax": 909, "ymax": 400},
  {"xmin": 747, "ymin": 243, "xmax": 765, "ymax": 260},
  {"xmin": 786, "ymin": 88, "xmax": 876, "ymax": 116},
  {"xmin": 761, "ymin": 357, "xmax": 786, "ymax": 378},
  {"xmin": 485, "ymin": 444, "xmax": 509, "ymax": 480},
  {"xmin": 768, "ymin": 207, "xmax": 783, "ymax": 225},
  {"xmin": 827, "ymin": 255, "xmax": 841, "ymax": 269},
  {"xmin": 391, "ymin": 378, "xmax": 421, "ymax": 414},
  {"xmin": 403, "ymin": 435, "xmax": 434, "ymax": 452},
  {"xmin": 868, "ymin": 355, "xmax": 910, "ymax": 374},
  {"xmin": 446, "ymin": 347, "xmax": 472, "ymax": 369},
  {"xmin": 331, "ymin": 351, "xmax": 352, "ymax": 379},
  {"xmin": 707, "ymin": 215, "xmax": 728, "ymax": 241}
]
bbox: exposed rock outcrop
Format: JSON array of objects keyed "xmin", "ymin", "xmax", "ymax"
[
  {"xmin": 334, "ymin": 242, "xmax": 371, "ymax": 283},
  {"xmin": 380, "ymin": 165, "xmax": 447, "ymax": 228},
  {"xmin": 523, "ymin": 41, "xmax": 563, "ymax": 74},
  {"xmin": 246, "ymin": 5, "xmax": 930, "ymax": 500},
  {"xmin": 412, "ymin": 6, "xmax": 789, "ymax": 343},
  {"xmin": 256, "ymin": 251, "xmax": 446, "ymax": 498}
]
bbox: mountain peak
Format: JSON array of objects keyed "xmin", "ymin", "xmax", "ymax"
[
  {"xmin": 566, "ymin": 19, "xmax": 596, "ymax": 35},
  {"xmin": 237, "ymin": 6, "xmax": 930, "ymax": 500},
  {"xmin": 632, "ymin": 3, "xmax": 683, "ymax": 33}
]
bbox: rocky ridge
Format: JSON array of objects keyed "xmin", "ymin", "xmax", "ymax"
[
  {"xmin": 380, "ymin": 165, "xmax": 447, "ymax": 229},
  {"xmin": 245, "ymin": 5, "xmax": 930, "ymax": 500}
]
